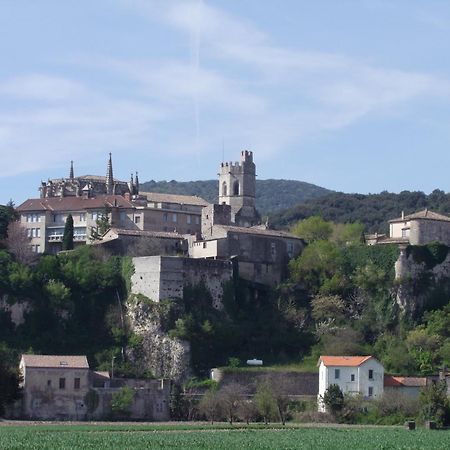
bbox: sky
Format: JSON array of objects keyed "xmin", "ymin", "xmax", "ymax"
[{"xmin": 2, "ymin": 0, "xmax": 450, "ymax": 205}]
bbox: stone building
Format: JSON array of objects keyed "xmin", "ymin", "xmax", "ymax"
[
  {"xmin": 367, "ymin": 209, "xmax": 450, "ymax": 246},
  {"xmin": 131, "ymin": 255, "xmax": 233, "ymax": 309},
  {"xmin": 17, "ymin": 154, "xmax": 207, "ymax": 253},
  {"xmin": 190, "ymin": 151, "xmax": 304, "ymax": 286},
  {"xmin": 18, "ymin": 354, "xmax": 170, "ymax": 421}
]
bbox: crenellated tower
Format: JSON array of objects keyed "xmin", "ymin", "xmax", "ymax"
[{"xmin": 218, "ymin": 150, "xmax": 259, "ymax": 227}]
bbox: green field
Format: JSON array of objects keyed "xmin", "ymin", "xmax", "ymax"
[{"xmin": 1, "ymin": 424, "xmax": 450, "ymax": 450}]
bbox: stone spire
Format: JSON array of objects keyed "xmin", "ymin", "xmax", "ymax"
[
  {"xmin": 69, "ymin": 160, "xmax": 74, "ymax": 179},
  {"xmin": 106, "ymin": 153, "xmax": 114, "ymax": 195},
  {"xmin": 134, "ymin": 171, "xmax": 139, "ymax": 195}
]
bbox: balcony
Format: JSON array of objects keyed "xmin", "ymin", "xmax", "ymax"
[{"xmin": 47, "ymin": 235, "xmax": 87, "ymax": 242}]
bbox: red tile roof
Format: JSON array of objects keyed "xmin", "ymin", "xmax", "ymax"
[
  {"xmin": 21, "ymin": 354, "xmax": 89, "ymax": 369},
  {"xmin": 17, "ymin": 195, "xmax": 134, "ymax": 212},
  {"xmin": 384, "ymin": 375, "xmax": 426, "ymax": 387},
  {"xmin": 318, "ymin": 356, "xmax": 373, "ymax": 367}
]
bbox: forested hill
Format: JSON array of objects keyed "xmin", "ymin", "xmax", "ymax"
[
  {"xmin": 269, "ymin": 189, "xmax": 450, "ymax": 233},
  {"xmin": 140, "ymin": 179, "xmax": 331, "ymax": 215}
]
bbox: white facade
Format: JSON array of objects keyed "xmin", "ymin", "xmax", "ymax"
[{"xmin": 318, "ymin": 356, "xmax": 384, "ymax": 412}]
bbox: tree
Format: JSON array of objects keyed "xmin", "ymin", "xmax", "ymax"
[
  {"xmin": 5, "ymin": 221, "xmax": 36, "ymax": 265},
  {"xmin": 90, "ymin": 207, "xmax": 111, "ymax": 241},
  {"xmin": 290, "ymin": 216, "xmax": 333, "ymax": 243},
  {"xmin": 110, "ymin": 386, "xmax": 135, "ymax": 418},
  {"xmin": 237, "ymin": 399, "xmax": 258, "ymax": 425},
  {"xmin": 218, "ymin": 382, "xmax": 245, "ymax": 424},
  {"xmin": 62, "ymin": 214, "xmax": 74, "ymax": 250},
  {"xmin": 254, "ymin": 382, "xmax": 276, "ymax": 424},
  {"xmin": 419, "ymin": 381, "xmax": 450, "ymax": 426},
  {"xmin": 0, "ymin": 342, "xmax": 21, "ymax": 416},
  {"xmin": 0, "ymin": 201, "xmax": 17, "ymax": 241},
  {"xmin": 311, "ymin": 294, "xmax": 346, "ymax": 323},
  {"xmin": 266, "ymin": 375, "xmax": 293, "ymax": 426},
  {"xmin": 198, "ymin": 387, "xmax": 221, "ymax": 424},
  {"xmin": 322, "ymin": 384, "xmax": 344, "ymax": 416}
]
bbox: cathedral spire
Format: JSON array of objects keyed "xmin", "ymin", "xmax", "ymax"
[
  {"xmin": 69, "ymin": 160, "xmax": 74, "ymax": 179},
  {"xmin": 106, "ymin": 153, "xmax": 114, "ymax": 195}
]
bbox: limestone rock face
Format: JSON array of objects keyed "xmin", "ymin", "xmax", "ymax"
[
  {"xmin": 395, "ymin": 248, "xmax": 450, "ymax": 316},
  {"xmin": 126, "ymin": 296, "xmax": 191, "ymax": 383}
]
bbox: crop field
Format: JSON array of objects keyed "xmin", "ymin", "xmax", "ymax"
[{"xmin": 0, "ymin": 423, "xmax": 450, "ymax": 450}]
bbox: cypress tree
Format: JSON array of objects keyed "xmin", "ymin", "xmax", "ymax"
[{"xmin": 62, "ymin": 214, "xmax": 74, "ymax": 250}]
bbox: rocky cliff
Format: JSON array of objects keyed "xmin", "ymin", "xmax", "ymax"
[{"xmin": 126, "ymin": 294, "xmax": 191, "ymax": 383}]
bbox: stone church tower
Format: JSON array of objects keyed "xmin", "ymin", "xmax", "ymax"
[{"xmin": 218, "ymin": 150, "xmax": 259, "ymax": 227}]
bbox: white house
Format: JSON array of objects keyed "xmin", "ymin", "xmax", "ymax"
[{"xmin": 317, "ymin": 355, "xmax": 384, "ymax": 412}]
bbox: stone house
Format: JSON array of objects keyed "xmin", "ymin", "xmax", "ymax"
[
  {"xmin": 18, "ymin": 354, "xmax": 170, "ymax": 421},
  {"xmin": 383, "ymin": 375, "xmax": 427, "ymax": 398},
  {"xmin": 317, "ymin": 356, "xmax": 384, "ymax": 411},
  {"xmin": 367, "ymin": 209, "xmax": 450, "ymax": 246},
  {"xmin": 20, "ymin": 354, "xmax": 91, "ymax": 420}
]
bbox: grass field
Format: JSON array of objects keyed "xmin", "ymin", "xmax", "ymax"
[{"xmin": 1, "ymin": 423, "xmax": 450, "ymax": 450}]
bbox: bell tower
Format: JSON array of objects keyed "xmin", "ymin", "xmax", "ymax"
[{"xmin": 218, "ymin": 150, "xmax": 258, "ymax": 226}]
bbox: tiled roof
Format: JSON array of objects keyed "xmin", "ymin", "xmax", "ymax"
[
  {"xmin": 21, "ymin": 354, "xmax": 89, "ymax": 369},
  {"xmin": 216, "ymin": 225, "xmax": 303, "ymax": 240},
  {"xmin": 141, "ymin": 191, "xmax": 208, "ymax": 207},
  {"xmin": 384, "ymin": 375, "xmax": 427, "ymax": 387},
  {"xmin": 92, "ymin": 370, "xmax": 110, "ymax": 379},
  {"xmin": 17, "ymin": 195, "xmax": 134, "ymax": 212},
  {"xmin": 389, "ymin": 209, "xmax": 450, "ymax": 223},
  {"xmin": 318, "ymin": 356, "xmax": 373, "ymax": 367}
]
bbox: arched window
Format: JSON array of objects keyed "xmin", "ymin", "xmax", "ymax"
[
  {"xmin": 222, "ymin": 182, "xmax": 227, "ymax": 196},
  {"xmin": 233, "ymin": 181, "xmax": 239, "ymax": 196}
]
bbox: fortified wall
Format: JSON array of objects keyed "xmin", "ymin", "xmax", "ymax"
[{"xmin": 131, "ymin": 256, "xmax": 233, "ymax": 309}]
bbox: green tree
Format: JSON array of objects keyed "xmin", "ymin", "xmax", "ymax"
[
  {"xmin": 322, "ymin": 384, "xmax": 344, "ymax": 416},
  {"xmin": 289, "ymin": 240, "xmax": 341, "ymax": 293},
  {"xmin": 311, "ymin": 294, "xmax": 346, "ymax": 323},
  {"xmin": 0, "ymin": 342, "xmax": 21, "ymax": 416},
  {"xmin": 62, "ymin": 214, "xmax": 74, "ymax": 250},
  {"xmin": 331, "ymin": 222, "xmax": 365, "ymax": 245},
  {"xmin": 419, "ymin": 381, "xmax": 450, "ymax": 426},
  {"xmin": 110, "ymin": 386, "xmax": 135, "ymax": 417},
  {"xmin": 290, "ymin": 216, "xmax": 333, "ymax": 243},
  {"xmin": 254, "ymin": 382, "xmax": 276, "ymax": 424},
  {"xmin": 90, "ymin": 207, "xmax": 111, "ymax": 241}
]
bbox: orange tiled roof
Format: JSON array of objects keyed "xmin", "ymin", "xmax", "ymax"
[
  {"xmin": 318, "ymin": 356, "xmax": 373, "ymax": 367},
  {"xmin": 384, "ymin": 375, "xmax": 426, "ymax": 387},
  {"xmin": 21, "ymin": 354, "xmax": 89, "ymax": 369}
]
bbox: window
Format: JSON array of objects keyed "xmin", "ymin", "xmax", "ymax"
[
  {"xmin": 233, "ymin": 181, "xmax": 239, "ymax": 195},
  {"xmin": 59, "ymin": 378, "xmax": 66, "ymax": 389},
  {"xmin": 27, "ymin": 228, "xmax": 32, "ymax": 238},
  {"xmin": 172, "ymin": 213, "xmax": 177, "ymax": 223},
  {"xmin": 74, "ymin": 378, "xmax": 81, "ymax": 390},
  {"xmin": 334, "ymin": 369, "xmax": 340, "ymax": 379},
  {"xmin": 195, "ymin": 216, "xmax": 200, "ymax": 225},
  {"xmin": 222, "ymin": 182, "xmax": 227, "ymax": 196},
  {"xmin": 134, "ymin": 215, "xmax": 141, "ymax": 224},
  {"xmin": 36, "ymin": 228, "xmax": 41, "ymax": 238},
  {"xmin": 187, "ymin": 215, "xmax": 191, "ymax": 224},
  {"xmin": 91, "ymin": 211, "xmax": 99, "ymax": 221},
  {"xmin": 80, "ymin": 213, "xmax": 86, "ymax": 222},
  {"xmin": 271, "ymin": 242, "xmax": 277, "ymax": 258},
  {"xmin": 351, "ymin": 374, "xmax": 355, "ymax": 382},
  {"xmin": 47, "ymin": 380, "xmax": 51, "ymax": 387},
  {"xmin": 36, "ymin": 245, "xmax": 40, "ymax": 253},
  {"xmin": 287, "ymin": 242, "xmax": 294, "ymax": 258},
  {"xmin": 368, "ymin": 387, "xmax": 373, "ymax": 397},
  {"xmin": 163, "ymin": 213, "xmax": 168, "ymax": 222},
  {"xmin": 368, "ymin": 369, "xmax": 373, "ymax": 380}
]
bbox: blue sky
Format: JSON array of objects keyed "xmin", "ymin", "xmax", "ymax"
[{"xmin": 2, "ymin": 0, "xmax": 450, "ymax": 205}]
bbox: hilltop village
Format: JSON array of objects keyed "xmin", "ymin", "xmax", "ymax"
[{"xmin": 2, "ymin": 151, "xmax": 450, "ymax": 424}]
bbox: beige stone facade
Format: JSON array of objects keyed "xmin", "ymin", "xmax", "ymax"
[{"xmin": 18, "ymin": 354, "xmax": 170, "ymax": 421}]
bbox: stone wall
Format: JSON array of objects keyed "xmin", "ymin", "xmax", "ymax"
[
  {"xmin": 131, "ymin": 256, "xmax": 233, "ymax": 309},
  {"xmin": 410, "ymin": 219, "xmax": 450, "ymax": 246}
]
